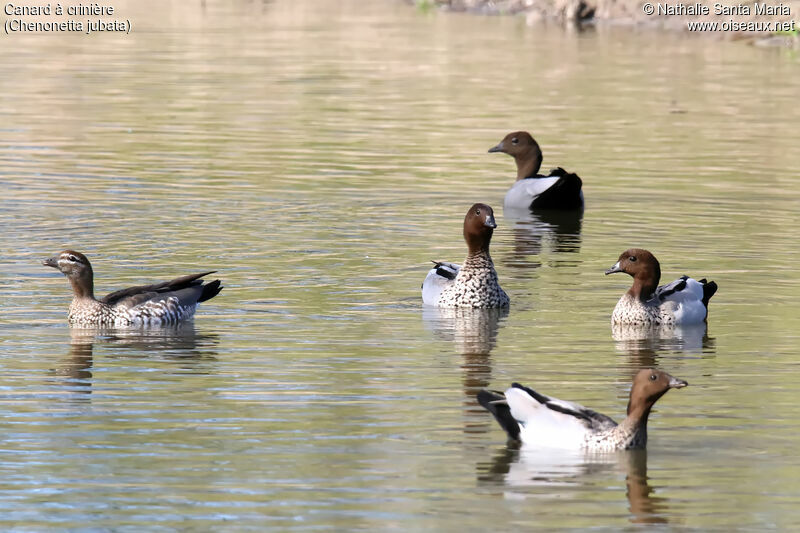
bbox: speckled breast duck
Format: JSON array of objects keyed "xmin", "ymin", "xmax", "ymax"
[
  {"xmin": 43, "ymin": 250, "xmax": 222, "ymax": 327},
  {"xmin": 477, "ymin": 369, "xmax": 687, "ymax": 451},
  {"xmin": 421, "ymin": 203, "xmax": 510, "ymax": 308},
  {"xmin": 489, "ymin": 131, "xmax": 583, "ymax": 211},
  {"xmin": 605, "ymin": 248, "xmax": 717, "ymax": 326}
]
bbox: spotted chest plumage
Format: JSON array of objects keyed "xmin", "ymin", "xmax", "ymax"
[
  {"xmin": 68, "ymin": 297, "xmax": 197, "ymax": 327},
  {"xmin": 582, "ymin": 423, "xmax": 647, "ymax": 451},
  {"xmin": 436, "ymin": 252, "xmax": 509, "ymax": 309},
  {"xmin": 611, "ymin": 294, "xmax": 676, "ymax": 326}
]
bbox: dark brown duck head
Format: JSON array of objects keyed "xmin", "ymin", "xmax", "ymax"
[
  {"xmin": 463, "ymin": 203, "xmax": 497, "ymax": 256},
  {"xmin": 626, "ymin": 368, "xmax": 687, "ymax": 420},
  {"xmin": 43, "ymin": 250, "xmax": 95, "ymax": 299},
  {"xmin": 488, "ymin": 131, "xmax": 543, "ymax": 181},
  {"xmin": 605, "ymin": 248, "xmax": 662, "ymax": 302}
]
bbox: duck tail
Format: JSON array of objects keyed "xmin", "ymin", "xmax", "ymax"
[
  {"xmin": 199, "ymin": 279, "xmax": 223, "ymax": 303},
  {"xmin": 532, "ymin": 168, "xmax": 583, "ymax": 210},
  {"xmin": 700, "ymin": 279, "xmax": 717, "ymax": 307},
  {"xmin": 477, "ymin": 390, "xmax": 521, "ymax": 445}
]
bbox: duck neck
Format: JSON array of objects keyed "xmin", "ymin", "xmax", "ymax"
[
  {"xmin": 625, "ymin": 400, "xmax": 653, "ymax": 427},
  {"xmin": 68, "ymin": 273, "xmax": 95, "ymax": 301},
  {"xmin": 465, "ymin": 248, "xmax": 493, "ymax": 267},
  {"xmin": 618, "ymin": 401, "xmax": 652, "ymax": 446},
  {"xmin": 617, "ymin": 413, "xmax": 649, "ymax": 449},
  {"xmin": 465, "ymin": 233, "xmax": 492, "ymax": 260},
  {"xmin": 515, "ymin": 150, "xmax": 543, "ymax": 181},
  {"xmin": 627, "ymin": 268, "xmax": 660, "ymax": 302}
]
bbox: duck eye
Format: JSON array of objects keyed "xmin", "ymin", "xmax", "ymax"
[
  {"xmin": 475, "ymin": 209, "xmax": 481, "ymax": 216},
  {"xmin": 649, "ymin": 374, "xmax": 658, "ymax": 381},
  {"xmin": 511, "ymin": 137, "xmax": 518, "ymax": 144},
  {"xmin": 629, "ymin": 256, "xmax": 637, "ymax": 262},
  {"xmin": 67, "ymin": 255, "xmax": 78, "ymax": 262}
]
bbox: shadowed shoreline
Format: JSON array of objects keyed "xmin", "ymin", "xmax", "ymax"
[{"xmin": 408, "ymin": 0, "xmax": 800, "ymax": 48}]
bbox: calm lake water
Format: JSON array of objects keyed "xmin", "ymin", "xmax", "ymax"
[{"xmin": 2, "ymin": 0, "xmax": 800, "ymax": 530}]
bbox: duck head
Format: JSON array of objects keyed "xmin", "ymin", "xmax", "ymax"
[
  {"xmin": 627, "ymin": 368, "xmax": 687, "ymax": 418},
  {"xmin": 43, "ymin": 250, "xmax": 95, "ymax": 299},
  {"xmin": 488, "ymin": 131, "xmax": 543, "ymax": 180},
  {"xmin": 605, "ymin": 248, "xmax": 661, "ymax": 301},
  {"xmin": 463, "ymin": 203, "xmax": 497, "ymax": 255}
]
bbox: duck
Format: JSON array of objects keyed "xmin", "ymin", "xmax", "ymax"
[
  {"xmin": 421, "ymin": 203, "xmax": 510, "ymax": 308},
  {"xmin": 605, "ymin": 248, "xmax": 717, "ymax": 326},
  {"xmin": 477, "ymin": 369, "xmax": 688, "ymax": 451},
  {"xmin": 488, "ymin": 131, "xmax": 583, "ymax": 211},
  {"xmin": 43, "ymin": 250, "xmax": 223, "ymax": 327}
]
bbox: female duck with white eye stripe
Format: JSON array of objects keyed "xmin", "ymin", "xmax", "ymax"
[
  {"xmin": 605, "ymin": 248, "xmax": 717, "ymax": 326},
  {"xmin": 489, "ymin": 131, "xmax": 584, "ymax": 211},
  {"xmin": 421, "ymin": 203, "xmax": 509, "ymax": 308},
  {"xmin": 477, "ymin": 369, "xmax": 688, "ymax": 451},
  {"xmin": 43, "ymin": 250, "xmax": 222, "ymax": 327}
]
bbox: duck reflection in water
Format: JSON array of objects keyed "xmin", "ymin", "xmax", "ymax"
[
  {"xmin": 477, "ymin": 447, "xmax": 669, "ymax": 524},
  {"xmin": 52, "ymin": 324, "xmax": 219, "ymax": 400},
  {"xmin": 53, "ymin": 332, "xmax": 95, "ymax": 398},
  {"xmin": 502, "ymin": 207, "xmax": 582, "ymax": 273},
  {"xmin": 422, "ymin": 307, "xmax": 508, "ymax": 435},
  {"xmin": 612, "ymin": 323, "xmax": 716, "ymax": 373}
]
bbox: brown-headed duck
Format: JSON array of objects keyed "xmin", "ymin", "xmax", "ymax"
[
  {"xmin": 421, "ymin": 203, "xmax": 509, "ymax": 308},
  {"xmin": 605, "ymin": 248, "xmax": 717, "ymax": 326},
  {"xmin": 489, "ymin": 131, "xmax": 583, "ymax": 211},
  {"xmin": 43, "ymin": 250, "xmax": 222, "ymax": 327},
  {"xmin": 477, "ymin": 369, "xmax": 687, "ymax": 451}
]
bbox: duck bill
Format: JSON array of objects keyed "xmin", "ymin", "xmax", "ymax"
[
  {"xmin": 42, "ymin": 256, "xmax": 59, "ymax": 269},
  {"xmin": 488, "ymin": 142, "xmax": 503, "ymax": 153},
  {"xmin": 669, "ymin": 376, "xmax": 688, "ymax": 389},
  {"xmin": 484, "ymin": 214, "xmax": 497, "ymax": 229},
  {"xmin": 605, "ymin": 261, "xmax": 622, "ymax": 275}
]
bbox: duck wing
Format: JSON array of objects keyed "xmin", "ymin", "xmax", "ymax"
[
  {"xmin": 653, "ymin": 276, "xmax": 689, "ymax": 302},
  {"xmin": 422, "ymin": 261, "xmax": 460, "ymax": 305},
  {"xmin": 102, "ymin": 271, "xmax": 221, "ymax": 308},
  {"xmin": 654, "ymin": 275, "xmax": 717, "ymax": 306},
  {"xmin": 507, "ymin": 383, "xmax": 617, "ymax": 433},
  {"xmin": 653, "ymin": 275, "xmax": 716, "ymax": 323},
  {"xmin": 430, "ymin": 261, "xmax": 459, "ymax": 281},
  {"xmin": 529, "ymin": 168, "xmax": 583, "ymax": 210},
  {"xmin": 505, "ymin": 176, "xmax": 561, "ymax": 210}
]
